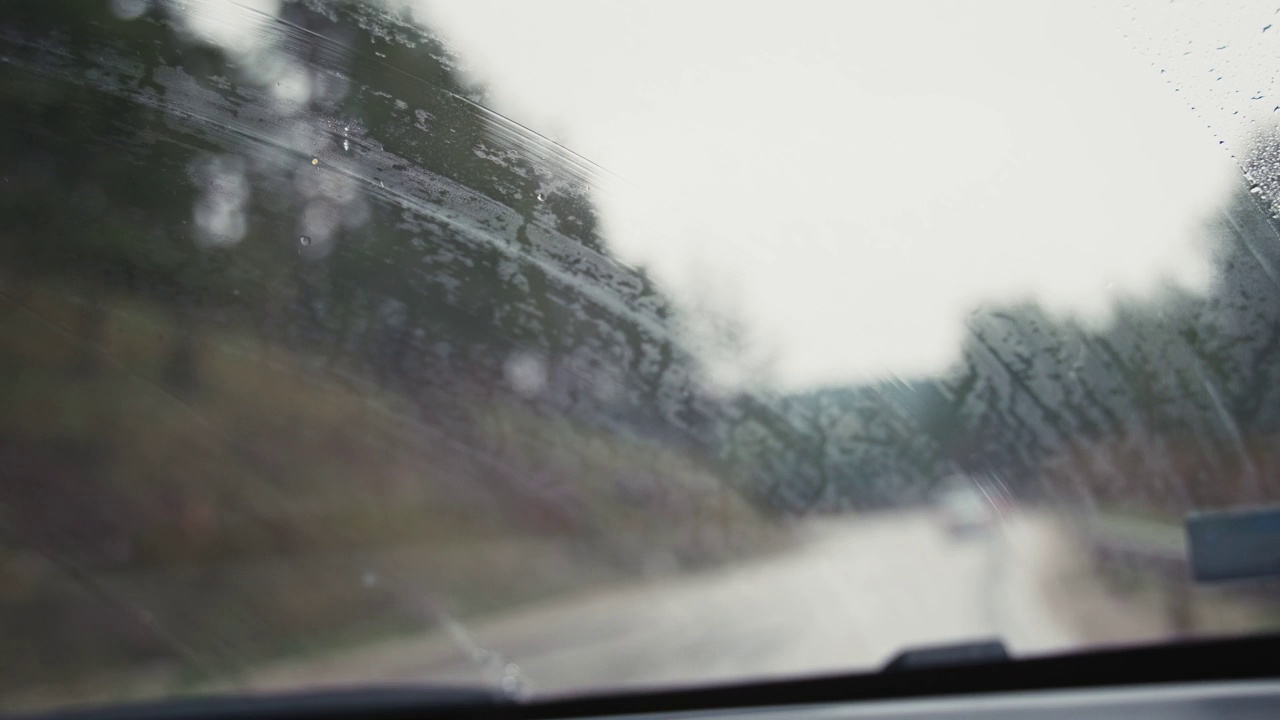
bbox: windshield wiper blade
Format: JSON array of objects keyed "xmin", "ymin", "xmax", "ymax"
[
  {"xmin": 11, "ymin": 686, "xmax": 511, "ymax": 720},
  {"xmin": 882, "ymin": 639, "xmax": 1010, "ymax": 672}
]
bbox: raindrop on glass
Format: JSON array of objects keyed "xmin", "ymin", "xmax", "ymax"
[
  {"xmin": 536, "ymin": 192, "xmax": 545, "ymax": 202},
  {"xmin": 311, "ymin": 158, "xmax": 318, "ymax": 165},
  {"xmin": 498, "ymin": 661, "xmax": 525, "ymax": 695},
  {"xmin": 110, "ymin": 0, "xmax": 148, "ymax": 20},
  {"xmin": 343, "ymin": 139, "xmax": 349, "ymax": 152},
  {"xmin": 299, "ymin": 235, "xmax": 312, "ymax": 246}
]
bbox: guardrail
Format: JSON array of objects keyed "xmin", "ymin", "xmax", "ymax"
[
  {"xmin": 1075, "ymin": 511, "xmax": 1280, "ymax": 633},
  {"xmin": 1082, "ymin": 513, "xmax": 1188, "ymax": 577},
  {"xmin": 1071, "ymin": 512, "xmax": 1194, "ymax": 631}
]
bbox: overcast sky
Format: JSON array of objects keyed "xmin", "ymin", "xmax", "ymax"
[
  {"xmin": 406, "ymin": 1, "xmax": 1275, "ymax": 389},
  {"xmin": 406, "ymin": 1, "xmax": 1280, "ymax": 390},
  {"xmin": 158, "ymin": 0, "xmax": 1276, "ymax": 389}
]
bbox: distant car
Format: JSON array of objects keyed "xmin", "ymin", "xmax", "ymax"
[{"xmin": 934, "ymin": 481, "xmax": 997, "ymax": 537}]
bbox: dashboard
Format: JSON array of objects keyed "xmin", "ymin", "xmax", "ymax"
[{"xmin": 576, "ymin": 682, "xmax": 1280, "ymax": 720}]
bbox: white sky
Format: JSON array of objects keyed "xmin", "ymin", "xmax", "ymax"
[{"xmin": 410, "ymin": 0, "xmax": 1269, "ymax": 390}]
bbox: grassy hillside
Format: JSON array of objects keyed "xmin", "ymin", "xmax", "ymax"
[{"xmin": 0, "ymin": 280, "xmax": 778, "ymax": 706}]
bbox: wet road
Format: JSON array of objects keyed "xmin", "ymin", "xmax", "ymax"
[{"xmin": 242, "ymin": 510, "xmax": 1079, "ymax": 697}]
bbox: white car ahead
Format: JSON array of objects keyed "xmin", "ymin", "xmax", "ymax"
[{"xmin": 935, "ymin": 482, "xmax": 998, "ymax": 537}]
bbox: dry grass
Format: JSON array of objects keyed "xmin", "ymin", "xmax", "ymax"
[{"xmin": 0, "ymin": 283, "xmax": 778, "ymax": 710}]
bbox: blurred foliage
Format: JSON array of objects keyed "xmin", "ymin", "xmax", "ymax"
[
  {"xmin": 731, "ymin": 184, "xmax": 1280, "ymax": 517},
  {"xmin": 0, "ymin": 0, "xmax": 765, "ymax": 700}
]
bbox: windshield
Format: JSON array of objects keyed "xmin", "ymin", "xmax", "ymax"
[{"xmin": 3, "ymin": 0, "xmax": 1280, "ymax": 712}]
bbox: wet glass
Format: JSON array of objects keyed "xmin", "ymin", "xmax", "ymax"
[{"xmin": 2, "ymin": 0, "xmax": 1280, "ymax": 713}]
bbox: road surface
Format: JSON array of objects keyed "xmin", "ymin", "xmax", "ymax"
[{"xmin": 237, "ymin": 510, "xmax": 1081, "ymax": 697}]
